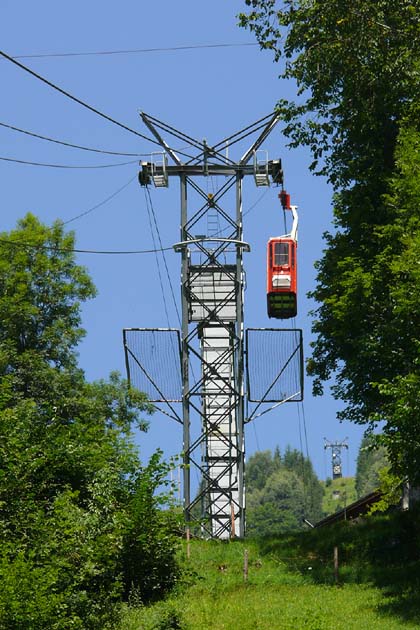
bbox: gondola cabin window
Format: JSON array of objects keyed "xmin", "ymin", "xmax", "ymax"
[
  {"xmin": 274, "ymin": 242, "xmax": 289, "ymax": 266},
  {"xmin": 267, "ymin": 237, "xmax": 297, "ymax": 319}
]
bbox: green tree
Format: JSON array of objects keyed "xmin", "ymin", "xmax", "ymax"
[
  {"xmin": 0, "ymin": 215, "xmax": 180, "ymax": 629},
  {"xmin": 283, "ymin": 446, "xmax": 324, "ymax": 522},
  {"xmin": 247, "ymin": 468, "xmax": 305, "ymax": 537},
  {"xmin": 246, "ymin": 449, "xmax": 281, "ymax": 491},
  {"xmin": 239, "ymin": 1, "xmax": 420, "ymax": 481},
  {"xmin": 355, "ymin": 434, "xmax": 389, "ymax": 497},
  {"xmin": 246, "ymin": 447, "xmax": 323, "ymax": 535}
]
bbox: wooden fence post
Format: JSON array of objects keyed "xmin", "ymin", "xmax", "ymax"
[
  {"xmin": 243, "ymin": 548, "xmax": 249, "ymax": 582},
  {"xmin": 186, "ymin": 526, "xmax": 191, "ymax": 560},
  {"xmin": 334, "ymin": 546, "xmax": 339, "ymax": 584},
  {"xmin": 230, "ymin": 503, "xmax": 236, "ymax": 539}
]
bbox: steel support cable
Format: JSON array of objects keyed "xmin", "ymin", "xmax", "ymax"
[
  {"xmin": 62, "ymin": 174, "xmax": 137, "ymax": 226},
  {"xmin": 185, "ymin": 113, "xmax": 276, "ymax": 166},
  {"xmin": 143, "ymin": 189, "xmax": 184, "ymax": 389},
  {"xmin": 291, "ymin": 318, "xmax": 312, "ymax": 513},
  {"xmin": 141, "ymin": 113, "xmax": 205, "ymax": 152},
  {"xmin": 144, "ymin": 186, "xmax": 199, "ymax": 394},
  {"xmin": 32, "ymin": 173, "xmax": 137, "ymax": 234},
  {"xmin": 0, "ymin": 121, "xmax": 150, "ymax": 156},
  {"xmin": 0, "ymin": 50, "xmax": 193, "ymax": 160},
  {"xmin": 0, "ymin": 237, "xmax": 173, "ymax": 255},
  {"xmin": 218, "ymin": 120, "xmax": 273, "ymax": 150},
  {"xmin": 145, "ymin": 187, "xmax": 181, "ymax": 327},
  {"xmin": 9, "ymin": 42, "xmax": 259, "ymax": 60},
  {"xmin": 142, "ymin": 113, "xmax": 238, "ymax": 166},
  {"xmin": 211, "ymin": 112, "xmax": 276, "ymax": 151},
  {"xmin": 297, "ymin": 402, "xmax": 308, "ymax": 515},
  {"xmin": 0, "ymin": 155, "xmax": 139, "ymax": 169},
  {"xmin": 143, "ymin": 187, "xmax": 173, "ymax": 330}
]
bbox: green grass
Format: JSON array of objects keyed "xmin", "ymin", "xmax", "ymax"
[
  {"xmin": 120, "ymin": 509, "xmax": 420, "ymax": 630},
  {"xmin": 322, "ymin": 476, "xmax": 357, "ymax": 516}
]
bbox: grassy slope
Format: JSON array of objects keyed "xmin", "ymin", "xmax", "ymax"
[
  {"xmin": 121, "ymin": 509, "xmax": 420, "ymax": 630},
  {"xmin": 322, "ymin": 476, "xmax": 357, "ymax": 516}
]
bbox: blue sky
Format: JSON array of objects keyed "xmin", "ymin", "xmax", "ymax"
[{"xmin": 1, "ymin": 1, "xmax": 365, "ymax": 480}]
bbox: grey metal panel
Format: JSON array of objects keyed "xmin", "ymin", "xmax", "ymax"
[
  {"xmin": 123, "ymin": 328, "xmax": 182, "ymax": 402},
  {"xmin": 246, "ymin": 328, "xmax": 304, "ymax": 403}
]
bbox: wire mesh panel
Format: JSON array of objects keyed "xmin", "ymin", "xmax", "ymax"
[
  {"xmin": 246, "ymin": 328, "xmax": 303, "ymax": 403},
  {"xmin": 123, "ymin": 328, "xmax": 182, "ymax": 402}
]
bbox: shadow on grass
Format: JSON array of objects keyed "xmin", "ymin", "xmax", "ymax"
[{"xmin": 253, "ymin": 506, "xmax": 420, "ymax": 625}]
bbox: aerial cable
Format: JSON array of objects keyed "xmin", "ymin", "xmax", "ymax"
[
  {"xmin": 144, "ymin": 189, "xmax": 199, "ymax": 382},
  {"xmin": 184, "ymin": 116, "xmax": 275, "ymax": 167},
  {"xmin": 143, "ymin": 189, "xmax": 181, "ymax": 379},
  {"xmin": 8, "ymin": 42, "xmax": 259, "ymax": 60},
  {"xmin": 143, "ymin": 188, "xmax": 173, "ymax": 331},
  {"xmin": 252, "ymin": 417, "xmax": 261, "ymax": 452},
  {"xmin": 0, "ymin": 237, "xmax": 173, "ymax": 255},
  {"xmin": 0, "ymin": 49, "xmax": 190, "ymax": 158},
  {"xmin": 211, "ymin": 112, "xmax": 276, "ymax": 151},
  {"xmin": 301, "ymin": 402, "xmax": 310, "ymax": 463},
  {"xmin": 147, "ymin": 117, "xmax": 237, "ymax": 166},
  {"xmin": 142, "ymin": 113, "xmax": 205, "ymax": 152},
  {"xmin": 0, "ymin": 155, "xmax": 139, "ymax": 169},
  {"xmin": 145, "ymin": 187, "xmax": 181, "ymax": 327},
  {"xmin": 0, "ymin": 120, "xmax": 153, "ymax": 156},
  {"xmin": 61, "ymin": 174, "xmax": 137, "ymax": 226},
  {"xmin": 217, "ymin": 120, "xmax": 273, "ymax": 150},
  {"xmin": 297, "ymin": 403, "xmax": 308, "ymax": 514}
]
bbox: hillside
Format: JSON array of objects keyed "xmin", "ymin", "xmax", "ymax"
[
  {"xmin": 121, "ymin": 508, "xmax": 420, "ymax": 630},
  {"xmin": 322, "ymin": 476, "xmax": 357, "ymax": 517}
]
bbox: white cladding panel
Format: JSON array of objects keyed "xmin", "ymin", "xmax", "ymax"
[
  {"xmin": 201, "ymin": 326, "xmax": 240, "ymax": 538},
  {"xmin": 189, "ymin": 267, "xmax": 237, "ymax": 322}
]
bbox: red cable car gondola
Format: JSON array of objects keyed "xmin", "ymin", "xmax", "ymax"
[{"xmin": 267, "ymin": 192, "xmax": 298, "ymax": 319}]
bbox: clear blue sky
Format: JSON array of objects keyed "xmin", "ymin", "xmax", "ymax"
[{"xmin": 1, "ymin": 0, "xmax": 365, "ymax": 480}]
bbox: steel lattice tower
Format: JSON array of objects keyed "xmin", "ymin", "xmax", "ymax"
[{"xmin": 123, "ymin": 112, "xmax": 303, "ymax": 539}]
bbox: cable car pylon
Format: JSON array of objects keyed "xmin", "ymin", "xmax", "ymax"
[{"xmin": 123, "ymin": 112, "xmax": 304, "ymax": 539}]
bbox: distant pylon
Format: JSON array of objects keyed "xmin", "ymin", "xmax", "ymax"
[{"xmin": 324, "ymin": 438, "xmax": 348, "ymax": 479}]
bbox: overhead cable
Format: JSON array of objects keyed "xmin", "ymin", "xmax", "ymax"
[
  {"xmin": 0, "ymin": 121, "xmax": 151, "ymax": 156},
  {"xmin": 0, "ymin": 238, "xmax": 173, "ymax": 255},
  {"xmin": 8, "ymin": 42, "xmax": 259, "ymax": 60},
  {"xmin": 146, "ymin": 187, "xmax": 181, "ymax": 326},
  {"xmin": 143, "ymin": 187, "xmax": 174, "ymax": 332},
  {"xmin": 0, "ymin": 50, "xmax": 169, "ymax": 150},
  {"xmin": 0, "ymin": 156, "xmax": 138, "ymax": 169},
  {"xmin": 212, "ymin": 112, "xmax": 276, "ymax": 150},
  {"xmin": 185, "ymin": 112, "xmax": 276, "ymax": 166},
  {"xmin": 61, "ymin": 174, "xmax": 137, "ymax": 225}
]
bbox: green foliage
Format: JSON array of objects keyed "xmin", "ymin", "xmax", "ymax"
[
  {"xmin": 0, "ymin": 215, "xmax": 180, "ymax": 629},
  {"xmin": 368, "ymin": 467, "xmax": 402, "ymax": 514},
  {"xmin": 122, "ymin": 453, "xmax": 182, "ymax": 603},
  {"xmin": 239, "ymin": 1, "xmax": 420, "ymax": 186},
  {"xmin": 246, "ymin": 447, "xmax": 324, "ymax": 536},
  {"xmin": 121, "ymin": 601, "xmax": 185, "ymax": 630},
  {"xmin": 239, "ymin": 2, "xmax": 420, "ymax": 483},
  {"xmin": 355, "ymin": 434, "xmax": 388, "ymax": 498},
  {"xmin": 0, "ymin": 213, "xmax": 96, "ymax": 372}
]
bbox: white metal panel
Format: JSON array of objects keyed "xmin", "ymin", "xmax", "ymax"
[
  {"xmin": 189, "ymin": 268, "xmax": 237, "ymax": 322},
  {"xmin": 201, "ymin": 325, "xmax": 240, "ymax": 538}
]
